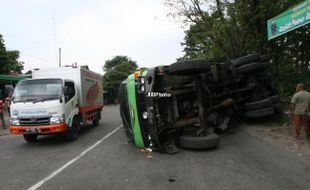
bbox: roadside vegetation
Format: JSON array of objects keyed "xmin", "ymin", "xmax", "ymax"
[
  {"xmin": 0, "ymin": 34, "xmax": 23, "ymax": 75},
  {"xmin": 0, "ymin": 34, "xmax": 24, "ymax": 98},
  {"xmin": 102, "ymin": 56, "xmax": 138, "ymax": 103},
  {"xmin": 165, "ymin": 0, "xmax": 310, "ymax": 101}
]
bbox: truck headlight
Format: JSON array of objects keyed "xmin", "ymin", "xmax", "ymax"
[
  {"xmin": 142, "ymin": 111, "xmax": 148, "ymax": 119},
  {"xmin": 141, "ymin": 77, "xmax": 145, "ymax": 84},
  {"xmin": 10, "ymin": 117, "xmax": 20, "ymax": 126},
  {"xmin": 50, "ymin": 114, "xmax": 65, "ymax": 124}
]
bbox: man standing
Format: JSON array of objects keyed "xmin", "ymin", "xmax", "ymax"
[
  {"xmin": 0, "ymin": 100, "xmax": 6, "ymax": 129},
  {"xmin": 5, "ymin": 95, "xmax": 11, "ymax": 116},
  {"xmin": 291, "ymin": 83, "xmax": 310, "ymax": 140}
]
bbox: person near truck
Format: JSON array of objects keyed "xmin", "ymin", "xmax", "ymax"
[
  {"xmin": 290, "ymin": 83, "xmax": 310, "ymax": 140},
  {"xmin": 0, "ymin": 100, "xmax": 6, "ymax": 129},
  {"xmin": 5, "ymin": 95, "xmax": 11, "ymax": 116}
]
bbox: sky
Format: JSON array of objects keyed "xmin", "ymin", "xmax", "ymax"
[{"xmin": 0, "ymin": 0, "xmax": 185, "ymax": 73}]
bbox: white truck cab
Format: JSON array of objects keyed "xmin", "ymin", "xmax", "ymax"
[{"xmin": 10, "ymin": 66, "xmax": 103, "ymax": 142}]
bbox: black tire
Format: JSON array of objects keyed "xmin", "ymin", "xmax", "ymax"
[
  {"xmin": 256, "ymin": 73, "xmax": 275, "ymax": 92},
  {"xmin": 260, "ymin": 60, "xmax": 271, "ymax": 67},
  {"xmin": 93, "ymin": 119, "xmax": 99, "ymax": 127},
  {"xmin": 23, "ymin": 134, "xmax": 38, "ymax": 142},
  {"xmin": 269, "ymin": 95, "xmax": 280, "ymax": 103},
  {"xmin": 232, "ymin": 54, "xmax": 261, "ymax": 67},
  {"xmin": 169, "ymin": 60, "xmax": 211, "ymax": 75},
  {"xmin": 178, "ymin": 133, "xmax": 219, "ymax": 149},
  {"xmin": 235, "ymin": 62, "xmax": 267, "ymax": 74},
  {"xmin": 260, "ymin": 55, "xmax": 271, "ymax": 62},
  {"xmin": 65, "ymin": 117, "xmax": 80, "ymax": 141},
  {"xmin": 273, "ymin": 103, "xmax": 282, "ymax": 114},
  {"xmin": 245, "ymin": 107, "xmax": 274, "ymax": 118},
  {"xmin": 93, "ymin": 110, "xmax": 101, "ymax": 126},
  {"xmin": 244, "ymin": 98, "xmax": 272, "ymax": 110},
  {"xmin": 92, "ymin": 119, "xmax": 99, "ymax": 126}
]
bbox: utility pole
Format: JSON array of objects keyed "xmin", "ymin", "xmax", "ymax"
[{"xmin": 59, "ymin": 48, "xmax": 61, "ymax": 67}]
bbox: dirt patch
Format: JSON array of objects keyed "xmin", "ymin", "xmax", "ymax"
[{"xmin": 246, "ymin": 122, "xmax": 310, "ymax": 160}]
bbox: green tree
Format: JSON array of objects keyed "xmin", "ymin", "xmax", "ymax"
[
  {"xmin": 165, "ymin": 0, "xmax": 310, "ymax": 98},
  {"xmin": 0, "ymin": 34, "xmax": 23, "ymax": 74},
  {"xmin": 102, "ymin": 56, "xmax": 138, "ymax": 102}
]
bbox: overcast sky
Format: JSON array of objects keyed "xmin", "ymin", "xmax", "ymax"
[{"xmin": 0, "ymin": 0, "xmax": 185, "ymax": 73}]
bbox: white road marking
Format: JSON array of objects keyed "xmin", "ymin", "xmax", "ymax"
[{"xmin": 27, "ymin": 125, "xmax": 122, "ymax": 190}]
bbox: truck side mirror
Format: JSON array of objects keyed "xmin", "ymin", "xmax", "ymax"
[{"xmin": 59, "ymin": 96, "xmax": 63, "ymax": 103}]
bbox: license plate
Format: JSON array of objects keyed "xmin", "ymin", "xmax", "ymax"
[{"xmin": 25, "ymin": 128, "xmax": 41, "ymax": 133}]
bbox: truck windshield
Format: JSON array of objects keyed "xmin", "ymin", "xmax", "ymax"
[{"xmin": 12, "ymin": 79, "xmax": 63, "ymax": 103}]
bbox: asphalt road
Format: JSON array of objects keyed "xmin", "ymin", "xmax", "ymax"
[{"xmin": 0, "ymin": 105, "xmax": 309, "ymax": 190}]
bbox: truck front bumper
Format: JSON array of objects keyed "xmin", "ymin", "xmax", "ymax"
[{"xmin": 10, "ymin": 123, "xmax": 68, "ymax": 135}]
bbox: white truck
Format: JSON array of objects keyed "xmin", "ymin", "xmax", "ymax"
[{"xmin": 9, "ymin": 66, "xmax": 103, "ymax": 142}]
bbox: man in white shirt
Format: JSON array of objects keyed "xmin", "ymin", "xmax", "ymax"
[{"xmin": 291, "ymin": 83, "xmax": 310, "ymax": 140}]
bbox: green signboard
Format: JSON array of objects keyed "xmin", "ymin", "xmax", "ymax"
[{"xmin": 267, "ymin": 0, "xmax": 310, "ymax": 40}]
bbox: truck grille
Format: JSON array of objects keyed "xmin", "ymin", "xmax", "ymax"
[{"xmin": 19, "ymin": 117, "xmax": 50, "ymax": 126}]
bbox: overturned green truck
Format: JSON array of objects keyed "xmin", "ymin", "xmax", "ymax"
[{"xmin": 119, "ymin": 54, "xmax": 280, "ymax": 153}]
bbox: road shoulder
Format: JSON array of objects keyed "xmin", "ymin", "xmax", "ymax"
[{"xmin": 246, "ymin": 121, "xmax": 310, "ymax": 160}]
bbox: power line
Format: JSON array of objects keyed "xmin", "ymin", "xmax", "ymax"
[{"xmin": 20, "ymin": 51, "xmax": 54, "ymax": 64}]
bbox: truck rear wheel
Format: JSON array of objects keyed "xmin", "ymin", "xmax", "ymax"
[
  {"xmin": 235, "ymin": 62, "xmax": 267, "ymax": 74},
  {"xmin": 169, "ymin": 60, "xmax": 211, "ymax": 75},
  {"xmin": 23, "ymin": 134, "xmax": 38, "ymax": 143},
  {"xmin": 92, "ymin": 119, "xmax": 99, "ymax": 127},
  {"xmin": 178, "ymin": 133, "xmax": 219, "ymax": 149},
  {"xmin": 65, "ymin": 117, "xmax": 80, "ymax": 141},
  {"xmin": 273, "ymin": 103, "xmax": 282, "ymax": 114},
  {"xmin": 92, "ymin": 110, "xmax": 100, "ymax": 127},
  {"xmin": 245, "ymin": 107, "xmax": 274, "ymax": 118},
  {"xmin": 244, "ymin": 98, "xmax": 272, "ymax": 111},
  {"xmin": 232, "ymin": 54, "xmax": 261, "ymax": 67},
  {"xmin": 269, "ymin": 95, "xmax": 280, "ymax": 103}
]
